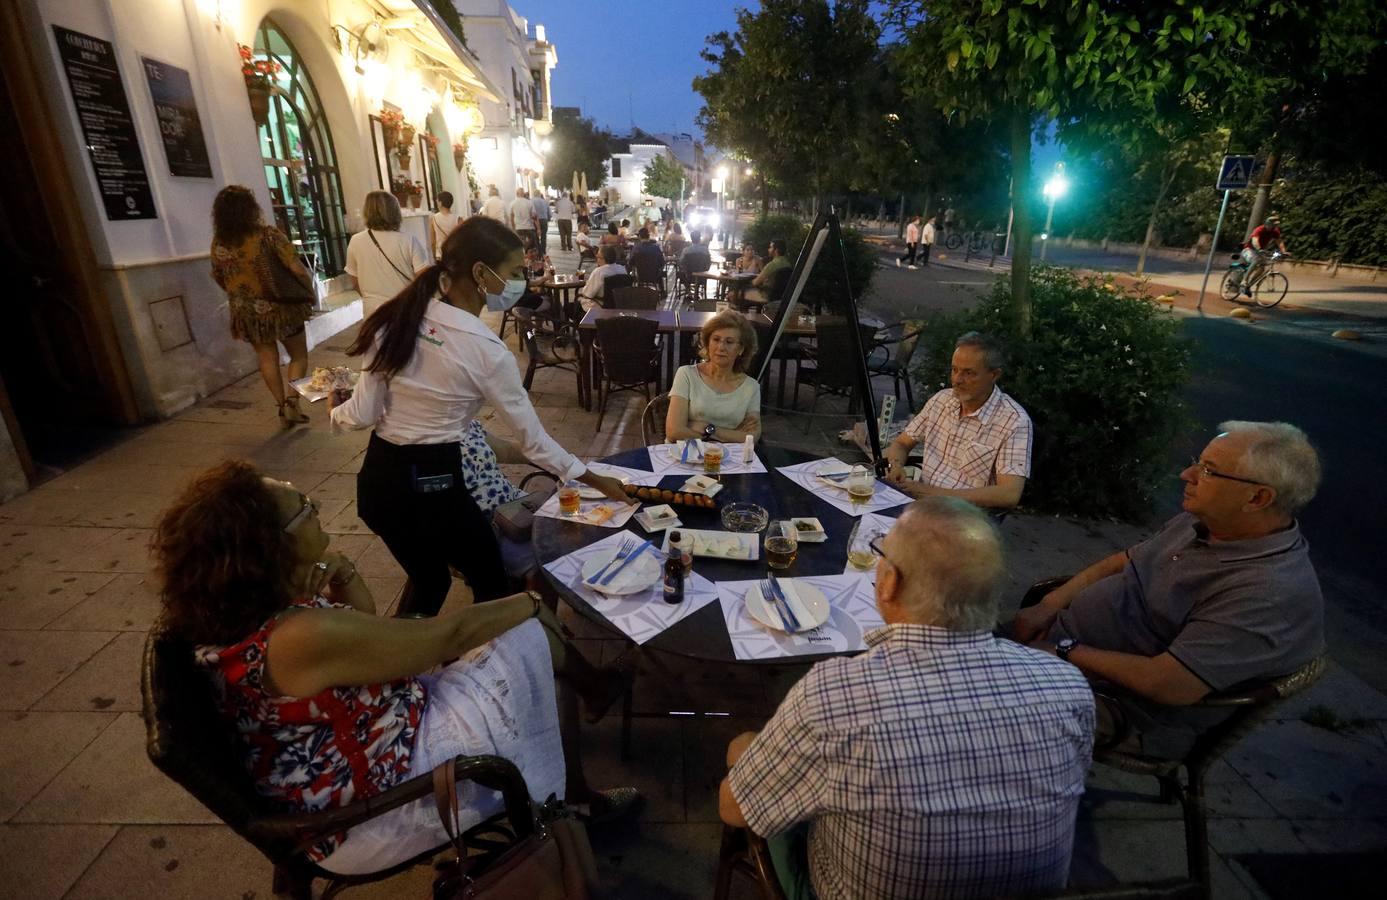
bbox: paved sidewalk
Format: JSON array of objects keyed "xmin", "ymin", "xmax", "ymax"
[{"xmin": 0, "ymin": 233, "xmax": 1382, "ymax": 898}]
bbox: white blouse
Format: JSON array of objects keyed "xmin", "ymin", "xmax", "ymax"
[{"xmin": 331, "ymin": 299, "xmax": 585, "ymax": 482}]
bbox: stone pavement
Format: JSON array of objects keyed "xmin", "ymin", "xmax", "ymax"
[{"xmin": 0, "ymin": 236, "xmax": 1383, "ymax": 899}]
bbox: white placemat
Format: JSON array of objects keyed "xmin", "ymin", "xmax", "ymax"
[
  {"xmin": 838, "ymin": 512, "xmax": 900, "ymax": 583},
  {"xmin": 585, "ymin": 461, "xmax": 664, "ymax": 486},
  {"xmin": 776, "ymin": 458, "xmax": 911, "ymax": 517},
  {"xmin": 647, "ymin": 441, "xmax": 768, "ymax": 477},
  {"xmin": 534, "ymin": 494, "xmax": 639, "ymax": 528},
  {"xmin": 715, "ymin": 573, "xmax": 885, "ymax": 660},
  {"xmin": 543, "ymin": 530, "xmax": 719, "ymax": 644}
]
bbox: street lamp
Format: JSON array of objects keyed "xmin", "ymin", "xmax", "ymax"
[
  {"xmin": 1040, "ymin": 164, "xmax": 1068, "ymax": 261},
  {"xmin": 716, "ymin": 166, "xmax": 730, "ymax": 246}
]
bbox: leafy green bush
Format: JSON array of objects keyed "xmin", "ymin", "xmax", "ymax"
[
  {"xmin": 911, "ymin": 267, "xmax": 1192, "ymax": 520},
  {"xmin": 741, "ymin": 214, "xmax": 878, "ymax": 316}
]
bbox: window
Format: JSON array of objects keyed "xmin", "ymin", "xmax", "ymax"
[
  {"xmin": 252, "ymin": 18, "xmax": 348, "ymax": 276},
  {"xmin": 611, "ymin": 158, "xmax": 622, "ymax": 178}
]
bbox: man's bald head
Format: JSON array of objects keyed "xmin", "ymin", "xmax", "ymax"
[{"xmin": 879, "ymin": 498, "xmax": 1004, "ymax": 631}]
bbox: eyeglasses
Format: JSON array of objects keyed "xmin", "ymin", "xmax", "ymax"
[
  {"xmin": 283, "ymin": 494, "xmax": 320, "ymax": 533},
  {"xmin": 868, "ymin": 534, "xmax": 901, "ymax": 569},
  {"xmin": 1188, "ymin": 459, "xmax": 1264, "ymax": 487}
]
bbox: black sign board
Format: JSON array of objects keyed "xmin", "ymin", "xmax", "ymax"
[
  {"xmin": 141, "ymin": 56, "xmax": 212, "ymax": 178},
  {"xmin": 52, "ymin": 25, "xmax": 157, "ymax": 220}
]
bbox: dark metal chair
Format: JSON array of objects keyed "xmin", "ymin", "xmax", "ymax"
[
  {"xmin": 795, "ymin": 320, "xmax": 878, "ymax": 426},
  {"xmin": 593, "ymin": 316, "xmax": 662, "ymax": 431},
  {"xmin": 140, "ymin": 628, "xmax": 539, "ymax": 900},
  {"xmin": 867, "ymin": 321, "xmax": 925, "ymax": 408},
  {"xmin": 515, "ymin": 306, "xmax": 581, "ymax": 396},
  {"xmin": 609, "ymin": 285, "xmax": 661, "ymax": 310},
  {"xmin": 600, "ymin": 272, "xmax": 635, "ymax": 300},
  {"xmin": 641, "ymin": 392, "xmax": 672, "ymax": 446},
  {"xmin": 1018, "ymin": 577, "xmax": 1327, "ymax": 900},
  {"xmin": 629, "ymin": 244, "xmax": 668, "ymax": 293}
]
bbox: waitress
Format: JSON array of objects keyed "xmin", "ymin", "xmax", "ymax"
[{"xmin": 332, "ymin": 217, "xmax": 630, "ymax": 617}]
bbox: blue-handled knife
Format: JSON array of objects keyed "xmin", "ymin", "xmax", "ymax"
[
  {"xmin": 600, "ymin": 539, "xmax": 654, "ymax": 585},
  {"xmin": 767, "ymin": 575, "xmax": 802, "ymax": 631}
]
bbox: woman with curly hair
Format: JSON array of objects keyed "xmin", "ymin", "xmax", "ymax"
[
  {"xmin": 154, "ymin": 460, "xmax": 638, "ymax": 875},
  {"xmin": 209, "ymin": 185, "xmax": 314, "ymax": 426},
  {"xmin": 665, "ymin": 310, "xmax": 761, "ymax": 444}
]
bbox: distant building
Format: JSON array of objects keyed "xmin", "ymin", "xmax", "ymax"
[{"xmin": 604, "ymin": 128, "xmax": 678, "ymax": 209}]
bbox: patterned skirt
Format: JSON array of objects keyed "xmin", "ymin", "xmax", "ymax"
[{"xmin": 228, "ymin": 293, "xmax": 313, "ymax": 345}]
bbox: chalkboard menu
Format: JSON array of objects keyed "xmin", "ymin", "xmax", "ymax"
[
  {"xmin": 141, "ymin": 56, "xmax": 212, "ymax": 178},
  {"xmin": 52, "ymin": 25, "xmax": 156, "ymax": 220}
]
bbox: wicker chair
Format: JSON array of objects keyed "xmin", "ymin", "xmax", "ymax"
[
  {"xmin": 593, "ymin": 316, "xmax": 662, "ymax": 431},
  {"xmin": 140, "ymin": 628, "xmax": 539, "ymax": 900},
  {"xmin": 1018, "ymin": 577, "xmax": 1327, "ymax": 900}
]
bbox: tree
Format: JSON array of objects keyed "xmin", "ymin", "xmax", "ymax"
[
  {"xmin": 641, "ymin": 153, "xmax": 684, "ymax": 205},
  {"xmin": 886, "ymin": 1, "xmax": 1272, "ymax": 335},
  {"xmin": 695, "ymin": 0, "xmax": 879, "ymax": 207},
  {"xmin": 543, "ymin": 114, "xmax": 610, "ymax": 192}
]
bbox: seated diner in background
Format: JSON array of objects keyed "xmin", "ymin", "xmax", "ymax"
[
  {"xmin": 884, "ymin": 331, "xmax": 1032, "ymax": 510},
  {"xmin": 1009, "ymin": 421, "xmax": 1325, "ymax": 759},
  {"xmin": 751, "ymin": 239, "xmax": 789, "ymax": 290},
  {"xmin": 663, "ymin": 221, "xmax": 689, "ymax": 258},
  {"xmin": 734, "ymin": 242, "xmax": 762, "ymax": 274},
  {"xmin": 579, "ymin": 245, "xmax": 627, "ymax": 311},
  {"xmin": 720, "ymin": 498, "xmax": 1094, "ymax": 900},
  {"xmin": 627, "ymin": 227, "xmax": 666, "ymax": 284},
  {"xmin": 155, "ymin": 461, "xmax": 639, "ymax": 876},
  {"xmin": 575, "ymin": 222, "xmax": 596, "ymax": 264},
  {"xmin": 665, "ymin": 310, "xmax": 761, "ymax": 443},
  {"xmin": 599, "ymin": 221, "xmax": 622, "ymax": 252},
  {"xmin": 679, "ymin": 229, "xmax": 712, "ymax": 278}
]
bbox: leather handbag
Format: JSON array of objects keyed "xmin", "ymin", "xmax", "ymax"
[
  {"xmin": 259, "ymin": 228, "xmax": 315, "ymax": 304},
  {"xmin": 492, "ymin": 488, "xmax": 553, "ymax": 542},
  {"xmin": 431, "ymin": 763, "xmax": 597, "ymax": 900}
]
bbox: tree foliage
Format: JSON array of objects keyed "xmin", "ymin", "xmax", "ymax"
[
  {"xmin": 543, "ymin": 114, "xmax": 610, "ymax": 191},
  {"xmin": 641, "ymin": 153, "xmax": 684, "ymax": 205}
]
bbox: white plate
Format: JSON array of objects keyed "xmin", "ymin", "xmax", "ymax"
[
  {"xmin": 579, "ymin": 546, "xmax": 661, "ymax": 595},
  {"xmin": 682, "ymin": 475, "xmax": 724, "ymax": 497},
  {"xmin": 745, "ymin": 581, "xmax": 831, "ymax": 633},
  {"xmin": 790, "ymin": 517, "xmax": 826, "ymax": 543},
  {"xmin": 634, "ymin": 505, "xmax": 681, "ymax": 532},
  {"xmin": 660, "ymin": 528, "xmax": 758, "ymax": 560}
]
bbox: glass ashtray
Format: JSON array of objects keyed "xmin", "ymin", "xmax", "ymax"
[{"xmin": 721, "ymin": 501, "xmax": 769, "ymax": 533}]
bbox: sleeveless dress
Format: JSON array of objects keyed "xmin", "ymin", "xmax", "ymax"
[{"xmin": 209, "ymin": 225, "xmax": 314, "ymax": 345}]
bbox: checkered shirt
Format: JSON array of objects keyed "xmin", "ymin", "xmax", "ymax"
[
  {"xmin": 728, "ymin": 625, "xmax": 1094, "ymax": 900},
  {"xmin": 903, "ymin": 386, "xmax": 1033, "ymax": 489}
]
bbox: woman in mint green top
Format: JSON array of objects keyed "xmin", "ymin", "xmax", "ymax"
[{"xmin": 666, "ymin": 310, "xmax": 762, "ymax": 442}]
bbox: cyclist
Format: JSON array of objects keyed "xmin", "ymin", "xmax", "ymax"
[{"xmin": 1232, "ymin": 215, "xmax": 1288, "ymax": 297}]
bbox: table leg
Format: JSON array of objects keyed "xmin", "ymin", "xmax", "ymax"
[
  {"xmin": 778, "ymin": 355, "xmax": 789, "ymax": 408},
  {"xmin": 579, "ymin": 330, "xmax": 595, "ymax": 410}
]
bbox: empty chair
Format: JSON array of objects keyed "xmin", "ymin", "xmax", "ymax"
[
  {"xmin": 593, "ymin": 316, "xmax": 662, "ymax": 431},
  {"xmin": 795, "ymin": 319, "xmax": 877, "ymax": 426},
  {"xmin": 867, "ymin": 321, "xmax": 925, "ymax": 408},
  {"xmin": 609, "ymin": 285, "xmax": 661, "ymax": 310},
  {"xmin": 516, "ymin": 306, "xmax": 581, "ymax": 395}
]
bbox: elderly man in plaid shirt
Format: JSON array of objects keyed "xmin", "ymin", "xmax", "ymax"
[
  {"xmin": 719, "ymin": 499, "xmax": 1094, "ymax": 899},
  {"xmin": 883, "ymin": 331, "xmax": 1032, "ymax": 510}
]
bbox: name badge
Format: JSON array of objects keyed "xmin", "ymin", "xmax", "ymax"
[{"xmin": 413, "ymin": 472, "xmax": 455, "ymax": 494}]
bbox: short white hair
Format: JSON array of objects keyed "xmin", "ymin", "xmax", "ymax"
[
  {"xmin": 1218, "ymin": 421, "xmax": 1321, "ymax": 515},
  {"xmin": 888, "ymin": 498, "xmax": 1004, "ymax": 631}
]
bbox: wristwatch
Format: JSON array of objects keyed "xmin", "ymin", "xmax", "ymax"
[
  {"xmin": 703, "ymin": 423, "xmax": 717, "ymax": 439},
  {"xmin": 1056, "ymin": 638, "xmax": 1079, "ymax": 661}
]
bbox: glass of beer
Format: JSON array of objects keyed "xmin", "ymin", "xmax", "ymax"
[
  {"xmin": 703, "ymin": 441, "xmax": 724, "ymax": 476},
  {"xmin": 765, "ymin": 520, "xmax": 798, "ymax": 570},
  {"xmin": 847, "ymin": 466, "xmax": 875, "ymax": 506},
  {"xmin": 846, "ymin": 518, "xmax": 878, "ymax": 571},
  {"xmin": 558, "ymin": 480, "xmax": 582, "ymax": 517}
]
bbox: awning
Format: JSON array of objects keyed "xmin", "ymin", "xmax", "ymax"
[{"xmin": 367, "ymin": 0, "xmax": 503, "ymax": 103}]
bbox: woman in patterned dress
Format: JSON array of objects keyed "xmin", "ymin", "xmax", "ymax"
[
  {"xmin": 155, "ymin": 460, "xmax": 639, "ymax": 876},
  {"xmin": 210, "ymin": 186, "xmax": 314, "ymax": 426}
]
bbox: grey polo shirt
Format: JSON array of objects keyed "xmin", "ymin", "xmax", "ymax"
[{"xmin": 1049, "ymin": 512, "xmax": 1324, "ymax": 756}]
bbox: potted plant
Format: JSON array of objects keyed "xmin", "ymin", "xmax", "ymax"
[
  {"xmin": 378, "ymin": 108, "xmax": 404, "ymax": 150},
  {"xmin": 238, "ymin": 44, "xmax": 280, "ymax": 127},
  {"xmin": 452, "ymin": 139, "xmax": 467, "ymax": 171},
  {"xmin": 409, "ymin": 181, "xmax": 424, "ymax": 209},
  {"xmin": 395, "ymin": 122, "xmax": 417, "ymax": 169},
  {"xmin": 422, "ymin": 132, "xmax": 440, "ymax": 158},
  {"xmin": 391, "ymin": 175, "xmax": 412, "ymax": 209}
]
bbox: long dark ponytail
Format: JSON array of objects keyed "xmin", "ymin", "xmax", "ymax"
[{"xmin": 347, "ymin": 216, "xmax": 523, "ymax": 377}]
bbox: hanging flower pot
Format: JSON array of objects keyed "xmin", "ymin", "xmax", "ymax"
[
  {"xmin": 395, "ymin": 145, "xmax": 413, "ymax": 169},
  {"xmin": 382, "ymin": 124, "xmax": 399, "ymax": 149},
  {"xmin": 246, "ymin": 84, "xmax": 271, "ymax": 127}
]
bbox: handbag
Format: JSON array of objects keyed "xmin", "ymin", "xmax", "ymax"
[
  {"xmin": 431, "ymin": 763, "xmax": 597, "ymax": 900},
  {"xmin": 259, "ymin": 229, "xmax": 315, "ymax": 304}
]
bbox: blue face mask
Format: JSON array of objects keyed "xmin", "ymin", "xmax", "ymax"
[{"xmin": 482, "ymin": 264, "xmax": 527, "ymax": 311}]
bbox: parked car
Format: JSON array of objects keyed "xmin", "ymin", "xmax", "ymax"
[{"xmin": 684, "ymin": 206, "xmax": 721, "ymax": 232}]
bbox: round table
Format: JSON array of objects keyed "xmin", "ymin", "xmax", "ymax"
[{"xmin": 534, "ymin": 445, "xmax": 901, "ymax": 663}]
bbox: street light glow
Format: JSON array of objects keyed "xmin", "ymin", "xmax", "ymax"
[
  {"xmin": 1043, "ymin": 175, "xmax": 1069, "ymax": 199},
  {"xmin": 744, "ymin": 167, "xmax": 753, "ymax": 176},
  {"xmin": 717, "ymin": 166, "xmax": 729, "ymax": 179},
  {"xmin": 539, "ymin": 138, "xmax": 552, "ymax": 152}
]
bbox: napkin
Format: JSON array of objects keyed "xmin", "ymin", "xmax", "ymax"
[
  {"xmin": 773, "ymin": 578, "xmax": 815, "ymax": 627},
  {"xmin": 592, "ymin": 543, "xmax": 655, "ymax": 594},
  {"xmin": 679, "ymin": 439, "xmax": 706, "ymax": 462}
]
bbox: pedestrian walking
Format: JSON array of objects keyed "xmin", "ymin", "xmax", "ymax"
[
  {"xmin": 555, "ymin": 190, "xmax": 575, "ymax": 251},
  {"xmin": 208, "ymin": 185, "xmax": 314, "ymax": 426},
  {"xmin": 920, "ymin": 215, "xmax": 938, "ymax": 267},
  {"xmin": 531, "ymin": 189, "xmax": 551, "ymax": 250},
  {"xmin": 509, "ymin": 188, "xmax": 537, "ymax": 247},
  {"xmin": 897, "ymin": 215, "xmax": 921, "ymax": 269}
]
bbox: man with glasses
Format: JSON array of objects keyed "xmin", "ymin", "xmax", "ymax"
[
  {"xmin": 1011, "ymin": 421, "xmax": 1325, "ymax": 758},
  {"xmin": 719, "ymin": 498, "xmax": 1093, "ymax": 900}
]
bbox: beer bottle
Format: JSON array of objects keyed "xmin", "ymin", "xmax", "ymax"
[{"xmin": 663, "ymin": 532, "xmax": 686, "ymax": 604}]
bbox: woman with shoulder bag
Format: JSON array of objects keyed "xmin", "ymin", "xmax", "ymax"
[
  {"xmin": 331, "ymin": 216, "xmax": 633, "ymax": 617},
  {"xmin": 209, "ymin": 185, "xmax": 315, "ymax": 426},
  {"xmin": 345, "ymin": 191, "xmax": 431, "ymax": 314}
]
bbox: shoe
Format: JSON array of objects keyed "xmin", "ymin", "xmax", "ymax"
[
  {"xmin": 278, "ymin": 397, "xmax": 309, "ymax": 426},
  {"xmin": 573, "ymin": 787, "xmax": 643, "ymax": 827},
  {"xmin": 895, "ymin": 258, "xmax": 901, "ymax": 268},
  {"xmin": 908, "ymin": 265, "xmax": 918, "ymax": 270}
]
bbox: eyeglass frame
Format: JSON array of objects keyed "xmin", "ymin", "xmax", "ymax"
[
  {"xmin": 867, "ymin": 533, "xmax": 904, "ymax": 571},
  {"xmin": 1187, "ymin": 458, "xmax": 1265, "ymax": 487},
  {"xmin": 282, "ymin": 493, "xmax": 320, "ymax": 533}
]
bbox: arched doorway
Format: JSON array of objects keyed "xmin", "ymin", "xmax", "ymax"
[{"xmin": 252, "ymin": 18, "xmax": 348, "ymax": 276}]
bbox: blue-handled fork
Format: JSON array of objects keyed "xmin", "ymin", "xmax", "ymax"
[{"xmin": 585, "ymin": 537, "xmax": 636, "ymax": 586}]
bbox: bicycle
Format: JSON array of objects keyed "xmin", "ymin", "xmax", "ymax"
[{"xmin": 1220, "ymin": 250, "xmax": 1288, "ymax": 308}]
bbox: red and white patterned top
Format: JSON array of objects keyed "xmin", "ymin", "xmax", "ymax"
[
  {"xmin": 196, "ymin": 596, "xmax": 427, "ymax": 861},
  {"xmin": 903, "ymin": 385, "xmax": 1033, "ymax": 489}
]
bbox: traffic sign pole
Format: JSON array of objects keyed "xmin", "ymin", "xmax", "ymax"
[{"xmin": 1197, "ymin": 189, "xmax": 1232, "ymax": 312}]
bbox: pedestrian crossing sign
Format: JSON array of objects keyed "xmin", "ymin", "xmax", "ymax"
[{"xmin": 1217, "ymin": 155, "xmax": 1257, "ymax": 190}]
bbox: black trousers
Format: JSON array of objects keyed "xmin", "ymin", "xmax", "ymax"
[
  {"xmin": 557, "ymin": 218, "xmax": 573, "ymax": 250},
  {"xmin": 919, "ymin": 242, "xmax": 932, "ymax": 266},
  {"xmin": 899, "ymin": 242, "xmax": 918, "ymax": 265},
  {"xmin": 536, "ymin": 218, "xmax": 550, "ymax": 249},
  {"xmin": 357, "ymin": 432, "xmax": 509, "ymax": 616}
]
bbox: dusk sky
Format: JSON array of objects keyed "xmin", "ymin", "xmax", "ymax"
[{"xmin": 522, "ymin": 0, "xmax": 746, "ymax": 138}]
